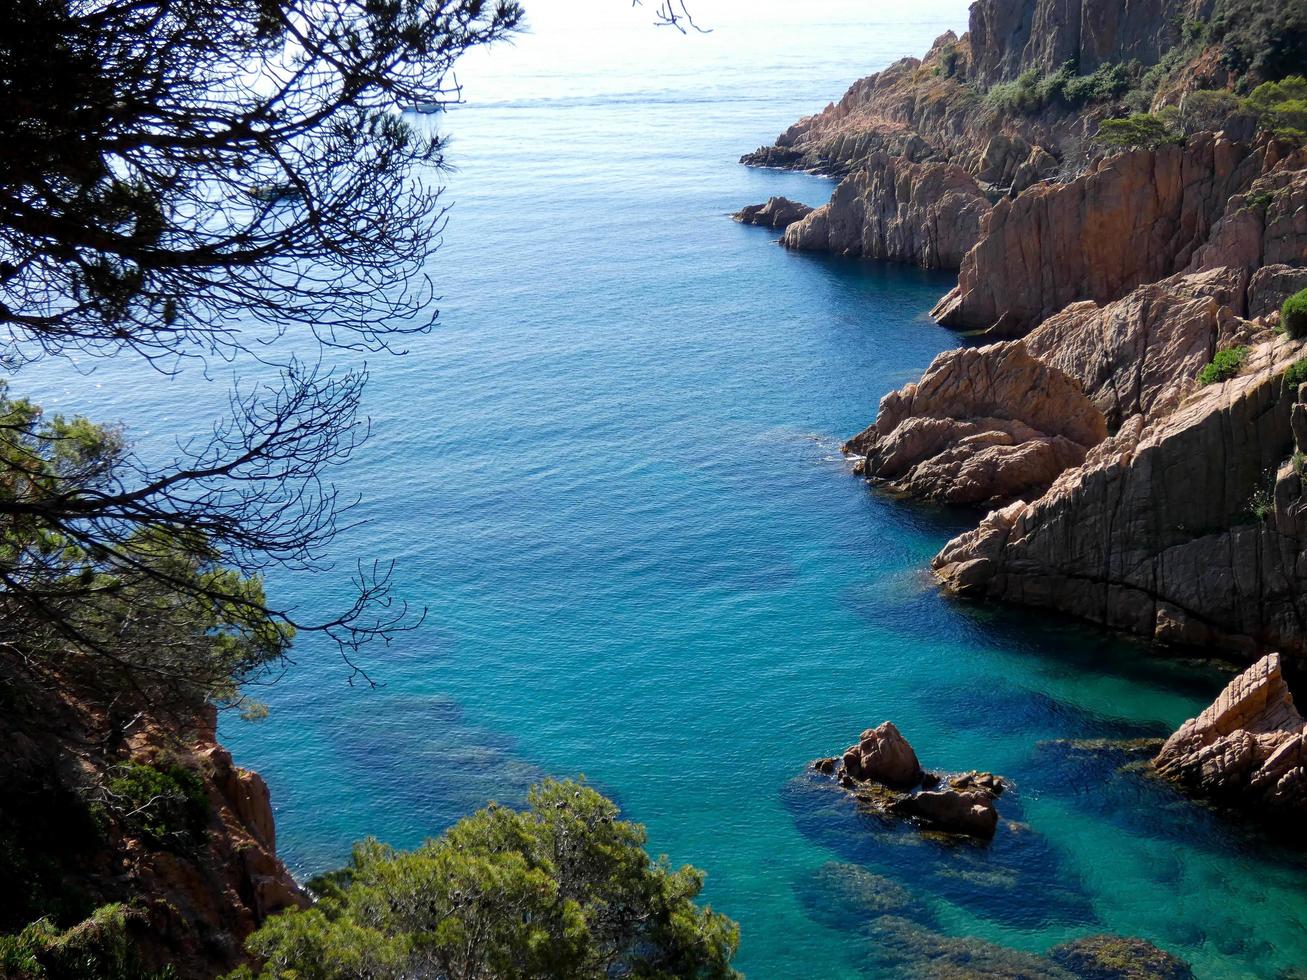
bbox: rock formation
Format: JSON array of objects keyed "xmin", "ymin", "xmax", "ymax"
[
  {"xmin": 933, "ymin": 338, "xmax": 1307, "ymax": 655},
  {"xmin": 781, "ymin": 154, "xmax": 991, "ymax": 269},
  {"xmin": 934, "ymin": 136, "xmax": 1266, "ymax": 335},
  {"xmin": 0, "ymin": 659, "xmax": 306, "ymax": 977},
  {"xmin": 844, "ymin": 341, "xmax": 1107, "ymax": 505},
  {"xmin": 732, "ymin": 196, "xmax": 813, "ymax": 230},
  {"xmin": 1022, "ymin": 267, "xmax": 1256, "ymax": 428},
  {"xmin": 841, "ymin": 721, "xmax": 923, "ymax": 787},
  {"xmin": 1153, "ymin": 653, "xmax": 1307, "ymax": 821},
  {"xmin": 817, "ymin": 722, "xmax": 1006, "ymax": 838}
]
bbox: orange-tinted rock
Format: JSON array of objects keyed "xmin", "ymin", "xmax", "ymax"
[
  {"xmin": 934, "ymin": 135, "xmax": 1266, "ymax": 335},
  {"xmin": 1153, "ymin": 653, "xmax": 1307, "ymax": 819},
  {"xmin": 1023, "ymin": 267, "xmax": 1257, "ymax": 428},
  {"xmin": 845, "ymin": 341, "xmax": 1106, "ymax": 505},
  {"xmin": 933, "ymin": 338, "xmax": 1307, "ymax": 656},
  {"xmin": 843, "ymin": 721, "xmax": 922, "ymax": 788},
  {"xmin": 733, "ymin": 196, "xmax": 814, "ymax": 230},
  {"xmin": 782, "ymin": 154, "xmax": 991, "ymax": 269}
]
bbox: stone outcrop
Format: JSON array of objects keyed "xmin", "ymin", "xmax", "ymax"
[
  {"xmin": 966, "ymin": 0, "xmax": 1200, "ymax": 88},
  {"xmin": 841, "ymin": 721, "xmax": 922, "ymax": 787},
  {"xmin": 781, "ymin": 154, "xmax": 991, "ymax": 269},
  {"xmin": 1249, "ymin": 264, "xmax": 1307, "ymax": 319},
  {"xmin": 0, "ymin": 661, "xmax": 306, "ymax": 977},
  {"xmin": 732, "ymin": 196, "xmax": 813, "ymax": 230},
  {"xmin": 1153, "ymin": 653, "xmax": 1307, "ymax": 821},
  {"xmin": 817, "ymin": 722, "xmax": 1006, "ymax": 839},
  {"xmin": 934, "ymin": 135, "xmax": 1266, "ymax": 335},
  {"xmin": 933, "ymin": 338, "xmax": 1307, "ymax": 656},
  {"xmin": 1187, "ymin": 155, "xmax": 1307, "ymax": 274},
  {"xmin": 844, "ymin": 341, "xmax": 1106, "ymax": 505},
  {"xmin": 1023, "ymin": 267, "xmax": 1256, "ymax": 428}
]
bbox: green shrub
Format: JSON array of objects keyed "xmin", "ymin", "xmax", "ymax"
[
  {"xmin": 934, "ymin": 42, "xmax": 962, "ymax": 79},
  {"xmin": 1179, "ymin": 88, "xmax": 1248, "ymax": 133},
  {"xmin": 1246, "ymin": 76, "xmax": 1307, "ymax": 141},
  {"xmin": 1198, "ymin": 345, "xmax": 1249, "ymax": 385},
  {"xmin": 1246, "ymin": 467, "xmax": 1278, "ymax": 522},
  {"xmin": 1284, "ymin": 358, "xmax": 1307, "ymax": 391},
  {"xmin": 101, "ymin": 762, "xmax": 208, "ymax": 843},
  {"xmin": 1293, "ymin": 450, "xmax": 1307, "ymax": 476},
  {"xmin": 986, "ymin": 61, "xmax": 1135, "ymax": 116},
  {"xmin": 1095, "ymin": 111, "xmax": 1185, "ymax": 150},
  {"xmin": 1283, "ymin": 289, "xmax": 1307, "ymax": 339},
  {"xmin": 1208, "ymin": 0, "xmax": 1307, "ymax": 85},
  {"xmin": 0, "ymin": 905, "xmax": 170, "ymax": 980},
  {"xmin": 986, "ymin": 68, "xmax": 1045, "ymax": 114}
]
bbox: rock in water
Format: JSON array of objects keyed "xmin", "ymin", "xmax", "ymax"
[
  {"xmin": 1048, "ymin": 934, "xmax": 1195, "ymax": 980},
  {"xmin": 842, "ymin": 721, "xmax": 923, "ymax": 787},
  {"xmin": 732, "ymin": 196, "xmax": 813, "ymax": 230},
  {"xmin": 844, "ymin": 341, "xmax": 1107, "ymax": 506},
  {"xmin": 821, "ymin": 722, "xmax": 1006, "ymax": 838},
  {"xmin": 1153, "ymin": 653, "xmax": 1307, "ymax": 821},
  {"xmin": 887, "ymin": 786, "xmax": 999, "ymax": 838}
]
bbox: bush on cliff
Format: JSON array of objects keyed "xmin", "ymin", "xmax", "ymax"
[
  {"xmin": 230, "ymin": 779, "xmax": 740, "ymax": 980},
  {"xmin": 1246, "ymin": 76, "xmax": 1307, "ymax": 142},
  {"xmin": 986, "ymin": 61, "xmax": 1134, "ymax": 116},
  {"xmin": 0, "ymin": 904, "xmax": 169, "ymax": 980},
  {"xmin": 1283, "ymin": 290, "xmax": 1307, "ymax": 340},
  {"xmin": 1208, "ymin": 0, "xmax": 1307, "ymax": 84},
  {"xmin": 99, "ymin": 762, "xmax": 209, "ymax": 846},
  {"xmin": 1094, "ymin": 111, "xmax": 1185, "ymax": 151},
  {"xmin": 1198, "ymin": 346, "xmax": 1250, "ymax": 386}
]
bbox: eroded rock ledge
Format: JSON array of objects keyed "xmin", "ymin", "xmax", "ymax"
[
  {"xmin": 932, "ymin": 338, "xmax": 1307, "ymax": 656},
  {"xmin": 1153, "ymin": 653, "xmax": 1307, "ymax": 821},
  {"xmin": 844, "ymin": 341, "xmax": 1106, "ymax": 506},
  {"xmin": 732, "ymin": 196, "xmax": 813, "ymax": 230}
]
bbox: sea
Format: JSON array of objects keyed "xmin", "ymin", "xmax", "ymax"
[{"xmin": 21, "ymin": 2, "xmax": 1307, "ymax": 975}]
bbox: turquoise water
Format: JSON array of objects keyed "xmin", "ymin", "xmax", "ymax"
[{"xmin": 21, "ymin": 5, "xmax": 1307, "ymax": 976}]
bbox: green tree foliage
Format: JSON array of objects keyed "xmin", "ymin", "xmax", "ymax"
[
  {"xmin": 232, "ymin": 780, "xmax": 740, "ymax": 980},
  {"xmin": 1094, "ymin": 110, "xmax": 1186, "ymax": 151},
  {"xmin": 1208, "ymin": 0, "xmax": 1307, "ymax": 84},
  {"xmin": 0, "ymin": 904, "xmax": 170, "ymax": 980},
  {"xmin": 1198, "ymin": 346, "xmax": 1250, "ymax": 386},
  {"xmin": 1283, "ymin": 289, "xmax": 1307, "ymax": 340},
  {"xmin": 1246, "ymin": 76, "xmax": 1307, "ymax": 141},
  {"xmin": 0, "ymin": 382, "xmax": 295, "ymax": 709},
  {"xmin": 98, "ymin": 763, "xmax": 209, "ymax": 844},
  {"xmin": 986, "ymin": 61, "xmax": 1134, "ymax": 116}
]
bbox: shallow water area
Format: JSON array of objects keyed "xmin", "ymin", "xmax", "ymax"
[{"xmin": 19, "ymin": 3, "xmax": 1307, "ymax": 976}]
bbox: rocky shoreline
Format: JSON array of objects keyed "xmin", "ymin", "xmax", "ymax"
[{"xmin": 739, "ymin": 0, "xmax": 1307, "ymax": 661}]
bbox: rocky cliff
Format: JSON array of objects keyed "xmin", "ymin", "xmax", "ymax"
[
  {"xmin": 744, "ymin": 0, "xmax": 1307, "ymax": 660},
  {"xmin": 0, "ymin": 659, "xmax": 306, "ymax": 977}
]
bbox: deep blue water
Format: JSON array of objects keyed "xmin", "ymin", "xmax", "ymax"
[{"xmin": 20, "ymin": 6, "xmax": 1307, "ymax": 977}]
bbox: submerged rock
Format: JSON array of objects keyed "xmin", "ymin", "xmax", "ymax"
[
  {"xmin": 1153, "ymin": 653, "xmax": 1307, "ymax": 821},
  {"xmin": 732, "ymin": 196, "xmax": 813, "ymax": 230},
  {"xmin": 1048, "ymin": 934, "xmax": 1195, "ymax": 980}
]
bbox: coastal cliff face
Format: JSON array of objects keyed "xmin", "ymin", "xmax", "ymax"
[
  {"xmin": 742, "ymin": 0, "xmax": 1307, "ymax": 659},
  {"xmin": 0, "ymin": 662, "xmax": 306, "ymax": 977},
  {"xmin": 933, "ymin": 136, "xmax": 1269, "ymax": 334},
  {"xmin": 965, "ymin": 0, "xmax": 1208, "ymax": 87},
  {"xmin": 781, "ymin": 153, "xmax": 991, "ymax": 268}
]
